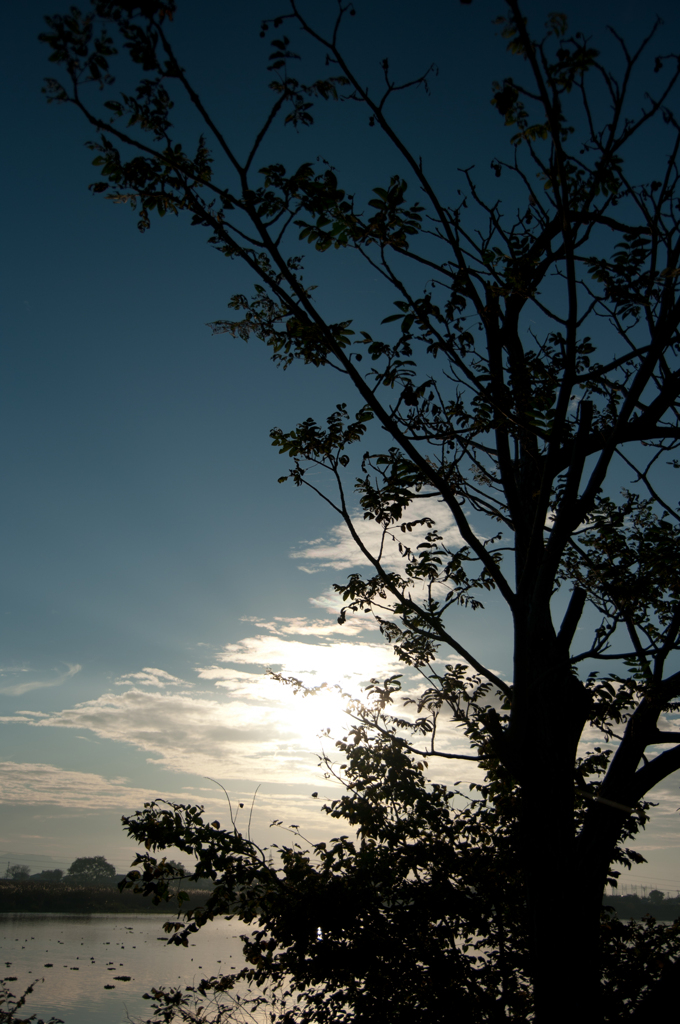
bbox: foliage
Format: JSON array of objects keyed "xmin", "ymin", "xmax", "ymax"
[
  {"xmin": 119, "ymin": 757, "xmax": 680, "ymax": 1024},
  {"xmin": 41, "ymin": 0, "xmax": 680, "ymax": 1020},
  {"xmin": 65, "ymin": 855, "xmax": 116, "ymax": 884},
  {"xmin": 3, "ymin": 865, "xmax": 30, "ymax": 881},
  {"xmin": 35, "ymin": 870, "xmax": 63, "ymax": 882},
  {"xmin": 121, "ymin": 728, "xmax": 533, "ymax": 1024},
  {"xmin": 0, "ymin": 981, "xmax": 63, "ymax": 1024},
  {"xmin": 166, "ymin": 860, "xmax": 188, "ymax": 876},
  {"xmin": 600, "ymin": 916, "xmax": 680, "ymax": 1020}
]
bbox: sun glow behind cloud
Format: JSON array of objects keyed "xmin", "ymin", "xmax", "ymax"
[
  {"xmin": 0, "ymin": 505, "xmax": 486, "ymax": 828},
  {"xmin": 11, "ymin": 599, "xmax": 679, "ymax": 868},
  {"xmin": 0, "ymin": 612, "xmax": 413, "ymax": 788}
]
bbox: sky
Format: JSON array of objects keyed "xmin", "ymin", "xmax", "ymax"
[{"xmin": 1, "ymin": 0, "xmax": 680, "ymax": 894}]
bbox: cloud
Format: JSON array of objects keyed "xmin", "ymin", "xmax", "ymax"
[
  {"xmin": 641, "ymin": 786, "xmax": 680, "ymax": 817},
  {"xmin": 240, "ymin": 613, "xmax": 377, "ymax": 638},
  {"xmin": 210, "ymin": 633, "xmax": 404, "ymax": 690},
  {"xmin": 0, "ymin": 763, "xmax": 339, "ymax": 839},
  {"xmin": 0, "ymin": 664, "xmax": 81, "ymax": 697},
  {"xmin": 0, "ymin": 611, "xmax": 490, "ymax": 796},
  {"xmin": 0, "ymin": 638, "xmax": 459, "ymax": 787},
  {"xmin": 290, "ymin": 497, "xmax": 467, "ymax": 572},
  {"xmin": 308, "ymin": 590, "xmax": 345, "ymax": 614},
  {"xmin": 0, "ymin": 761, "xmax": 183, "ymax": 809},
  {"xmin": 114, "ymin": 667, "xmax": 191, "ymax": 688},
  {"xmin": 0, "ymin": 687, "xmax": 340, "ymax": 783},
  {"xmin": 0, "ymin": 609, "xmax": 412, "ymax": 787}
]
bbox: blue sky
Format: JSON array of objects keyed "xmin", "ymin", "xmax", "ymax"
[{"xmin": 2, "ymin": 0, "xmax": 680, "ymax": 893}]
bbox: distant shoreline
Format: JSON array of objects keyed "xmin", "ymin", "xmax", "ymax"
[
  {"xmin": 1, "ymin": 881, "xmax": 678, "ymax": 922},
  {"xmin": 0, "ymin": 879, "xmax": 213, "ymax": 916},
  {"xmin": 603, "ymin": 894, "xmax": 680, "ymax": 922}
]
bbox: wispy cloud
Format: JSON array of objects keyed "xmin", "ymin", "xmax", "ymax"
[
  {"xmin": 290, "ymin": 497, "xmax": 467, "ymax": 572},
  {"xmin": 308, "ymin": 590, "xmax": 344, "ymax": 614},
  {"xmin": 114, "ymin": 667, "xmax": 191, "ymax": 688},
  {"xmin": 0, "ymin": 761, "xmax": 182, "ymax": 809},
  {"xmin": 240, "ymin": 614, "xmax": 377, "ymax": 638},
  {"xmin": 0, "ymin": 610, "xmax": 411, "ymax": 786},
  {"xmin": 0, "ymin": 664, "xmax": 81, "ymax": 697},
  {"xmin": 0, "ymin": 687, "xmax": 339, "ymax": 782},
  {"xmin": 0, "ymin": 613, "xmax": 487, "ymax": 796},
  {"xmin": 0, "ymin": 761, "xmax": 347, "ymax": 843}
]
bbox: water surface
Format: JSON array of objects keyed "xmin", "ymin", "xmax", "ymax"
[{"xmin": 1, "ymin": 913, "xmax": 248, "ymax": 1024}]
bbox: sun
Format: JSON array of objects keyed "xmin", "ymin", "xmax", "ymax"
[
  {"xmin": 260, "ymin": 640, "xmax": 395, "ymax": 749},
  {"xmin": 212, "ymin": 632, "xmax": 405, "ymax": 757},
  {"xmin": 280, "ymin": 681, "xmax": 355, "ymax": 743}
]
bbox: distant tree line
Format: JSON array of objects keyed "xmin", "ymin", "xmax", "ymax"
[
  {"xmin": 0, "ymin": 880, "xmax": 211, "ymax": 916},
  {"xmin": 605, "ymin": 890, "xmax": 680, "ymax": 922},
  {"xmin": 4, "ymin": 855, "xmax": 117, "ymax": 885},
  {"xmin": 4, "ymin": 854, "xmax": 677, "ymax": 926},
  {"xmin": 3, "ymin": 855, "xmax": 198, "ymax": 886},
  {"xmin": 4, "ymin": 855, "xmax": 198, "ymax": 884},
  {"xmin": 0, "ymin": 856, "xmax": 211, "ymax": 914}
]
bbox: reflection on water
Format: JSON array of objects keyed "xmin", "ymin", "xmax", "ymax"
[{"xmin": 0, "ymin": 913, "xmax": 248, "ymax": 1024}]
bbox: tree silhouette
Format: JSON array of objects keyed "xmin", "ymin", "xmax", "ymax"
[
  {"xmin": 65, "ymin": 855, "xmax": 116, "ymax": 884},
  {"xmin": 4, "ymin": 864, "xmax": 30, "ymax": 881},
  {"xmin": 41, "ymin": 1, "xmax": 680, "ymax": 1019}
]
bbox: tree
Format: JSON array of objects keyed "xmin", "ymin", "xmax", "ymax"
[
  {"xmin": 41, "ymin": 1, "xmax": 680, "ymax": 1020},
  {"xmin": 30, "ymin": 869, "xmax": 64, "ymax": 883},
  {"xmin": 65, "ymin": 855, "xmax": 116, "ymax": 884},
  {"xmin": 40, "ymin": 869, "xmax": 64, "ymax": 882},
  {"xmin": 4, "ymin": 864, "xmax": 30, "ymax": 881},
  {"xmin": 166, "ymin": 860, "xmax": 187, "ymax": 876}
]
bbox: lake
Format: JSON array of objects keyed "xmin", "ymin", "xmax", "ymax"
[
  {"xmin": 5, "ymin": 909, "xmax": 674, "ymax": 1022},
  {"xmin": 0, "ymin": 913, "xmax": 251, "ymax": 1024}
]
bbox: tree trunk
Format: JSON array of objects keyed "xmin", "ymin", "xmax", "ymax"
[
  {"xmin": 520, "ymin": 768, "xmax": 603, "ymax": 1022},
  {"xmin": 510, "ymin": 628, "xmax": 599, "ymax": 1022}
]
